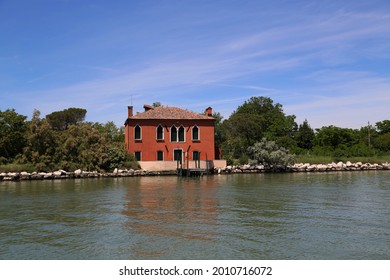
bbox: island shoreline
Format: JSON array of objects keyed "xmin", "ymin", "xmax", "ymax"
[{"xmin": 1, "ymin": 161, "xmax": 390, "ymax": 182}]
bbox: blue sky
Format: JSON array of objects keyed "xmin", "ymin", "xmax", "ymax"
[{"xmin": 1, "ymin": 0, "xmax": 390, "ymax": 129}]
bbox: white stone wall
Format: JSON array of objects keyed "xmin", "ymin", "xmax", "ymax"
[{"xmin": 139, "ymin": 160, "xmax": 227, "ymax": 171}]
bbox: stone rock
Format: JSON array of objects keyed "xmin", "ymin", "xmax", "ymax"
[
  {"xmin": 317, "ymin": 164, "xmax": 328, "ymax": 171},
  {"xmin": 241, "ymin": 164, "xmax": 250, "ymax": 170},
  {"xmin": 307, "ymin": 165, "xmax": 316, "ymax": 171},
  {"xmin": 74, "ymin": 169, "xmax": 82, "ymax": 175},
  {"xmin": 44, "ymin": 173, "xmax": 53, "ymax": 179},
  {"xmin": 20, "ymin": 172, "xmax": 31, "ymax": 180}
]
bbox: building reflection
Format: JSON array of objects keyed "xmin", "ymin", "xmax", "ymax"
[{"xmin": 122, "ymin": 176, "xmax": 218, "ymax": 242}]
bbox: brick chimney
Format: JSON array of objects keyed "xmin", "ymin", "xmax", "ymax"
[
  {"xmin": 144, "ymin": 104, "xmax": 154, "ymax": 112},
  {"xmin": 128, "ymin": 106, "xmax": 133, "ymax": 117},
  {"xmin": 205, "ymin": 107, "xmax": 213, "ymax": 117}
]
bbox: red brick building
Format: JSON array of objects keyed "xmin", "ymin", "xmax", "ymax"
[{"xmin": 124, "ymin": 105, "xmax": 216, "ymax": 165}]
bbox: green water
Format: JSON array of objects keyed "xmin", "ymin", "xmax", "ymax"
[{"xmin": 0, "ymin": 172, "xmax": 389, "ymax": 259}]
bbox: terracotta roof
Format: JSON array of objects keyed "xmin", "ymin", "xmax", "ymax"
[{"xmin": 129, "ymin": 106, "xmax": 213, "ymax": 120}]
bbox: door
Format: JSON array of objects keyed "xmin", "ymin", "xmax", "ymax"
[{"xmin": 173, "ymin": 149, "xmax": 182, "ymax": 162}]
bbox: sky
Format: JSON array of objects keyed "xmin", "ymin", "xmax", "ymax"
[{"xmin": 1, "ymin": 0, "xmax": 390, "ymax": 129}]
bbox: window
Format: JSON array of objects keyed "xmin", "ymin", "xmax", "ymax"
[
  {"xmin": 171, "ymin": 125, "xmax": 177, "ymax": 142},
  {"xmin": 193, "ymin": 151, "xmax": 200, "ymax": 161},
  {"xmin": 178, "ymin": 125, "xmax": 185, "ymax": 142},
  {"xmin": 192, "ymin": 125, "xmax": 199, "ymax": 141},
  {"xmin": 174, "ymin": 149, "xmax": 182, "ymax": 162},
  {"xmin": 134, "ymin": 125, "xmax": 141, "ymax": 140},
  {"xmin": 157, "ymin": 151, "xmax": 164, "ymax": 161},
  {"xmin": 171, "ymin": 125, "xmax": 185, "ymax": 142},
  {"xmin": 156, "ymin": 125, "xmax": 164, "ymax": 140},
  {"xmin": 134, "ymin": 151, "xmax": 141, "ymax": 161}
]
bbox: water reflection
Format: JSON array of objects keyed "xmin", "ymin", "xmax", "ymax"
[
  {"xmin": 1, "ymin": 172, "xmax": 389, "ymax": 259},
  {"xmin": 121, "ymin": 176, "xmax": 218, "ymax": 258}
]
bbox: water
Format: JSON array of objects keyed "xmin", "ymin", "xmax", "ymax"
[{"xmin": 0, "ymin": 172, "xmax": 389, "ymax": 259}]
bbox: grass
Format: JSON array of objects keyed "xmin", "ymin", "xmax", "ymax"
[
  {"xmin": 295, "ymin": 155, "xmax": 390, "ymax": 164},
  {"xmin": 0, "ymin": 163, "xmax": 36, "ymax": 173},
  {"xmin": 0, "ymin": 161, "xmax": 140, "ymax": 173}
]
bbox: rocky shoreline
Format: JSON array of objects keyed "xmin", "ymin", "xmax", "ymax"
[
  {"xmin": 218, "ymin": 161, "xmax": 390, "ymax": 173},
  {"xmin": 1, "ymin": 162, "xmax": 390, "ymax": 181},
  {"xmin": 0, "ymin": 168, "xmax": 177, "ymax": 181}
]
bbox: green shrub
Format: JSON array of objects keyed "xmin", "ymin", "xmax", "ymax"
[
  {"xmin": 0, "ymin": 163, "xmax": 35, "ymax": 173},
  {"xmin": 248, "ymin": 138, "xmax": 295, "ymax": 168},
  {"xmin": 239, "ymin": 154, "xmax": 249, "ymax": 165}
]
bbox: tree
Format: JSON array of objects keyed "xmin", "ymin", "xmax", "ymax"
[
  {"xmin": 312, "ymin": 125, "xmax": 371, "ymax": 158},
  {"xmin": 222, "ymin": 96, "xmax": 296, "ymax": 157},
  {"xmin": 296, "ymin": 119, "xmax": 315, "ymax": 150},
  {"xmin": 213, "ymin": 112, "xmax": 225, "ymax": 146},
  {"xmin": 374, "ymin": 134, "xmax": 390, "ymax": 152},
  {"xmin": 0, "ymin": 109, "xmax": 27, "ymax": 159},
  {"xmin": 46, "ymin": 108, "xmax": 87, "ymax": 130},
  {"xmin": 23, "ymin": 110, "xmax": 60, "ymax": 171},
  {"xmin": 90, "ymin": 121, "xmax": 124, "ymax": 143},
  {"xmin": 60, "ymin": 123, "xmax": 109, "ymax": 171},
  {"xmin": 247, "ymin": 138, "xmax": 295, "ymax": 169},
  {"xmin": 314, "ymin": 126, "xmax": 358, "ymax": 149},
  {"xmin": 152, "ymin": 102, "xmax": 162, "ymax": 107},
  {"xmin": 376, "ymin": 120, "xmax": 390, "ymax": 134}
]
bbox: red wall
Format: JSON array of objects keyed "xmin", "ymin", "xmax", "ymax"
[{"xmin": 125, "ymin": 119, "xmax": 215, "ymax": 161}]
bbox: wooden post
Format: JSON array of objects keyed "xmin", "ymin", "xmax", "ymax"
[
  {"xmin": 206, "ymin": 153, "xmax": 209, "ymax": 175},
  {"xmin": 186, "ymin": 152, "xmax": 189, "ymax": 176}
]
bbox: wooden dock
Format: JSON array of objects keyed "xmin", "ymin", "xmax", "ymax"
[{"xmin": 178, "ymin": 168, "xmax": 208, "ymax": 177}]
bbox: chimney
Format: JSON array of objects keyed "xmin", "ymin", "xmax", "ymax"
[
  {"xmin": 144, "ymin": 104, "xmax": 154, "ymax": 112},
  {"xmin": 205, "ymin": 107, "xmax": 213, "ymax": 117},
  {"xmin": 128, "ymin": 106, "xmax": 133, "ymax": 117}
]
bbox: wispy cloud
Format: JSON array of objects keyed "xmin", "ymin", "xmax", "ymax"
[{"xmin": 2, "ymin": 1, "xmax": 390, "ymax": 129}]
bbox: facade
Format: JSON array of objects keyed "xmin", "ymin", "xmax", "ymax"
[{"xmin": 124, "ymin": 105, "xmax": 216, "ymax": 166}]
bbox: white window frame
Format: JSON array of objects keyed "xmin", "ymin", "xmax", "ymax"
[
  {"xmin": 178, "ymin": 125, "xmax": 185, "ymax": 142},
  {"xmin": 170, "ymin": 125, "xmax": 178, "ymax": 142},
  {"xmin": 156, "ymin": 124, "xmax": 164, "ymax": 141},
  {"xmin": 134, "ymin": 124, "xmax": 142, "ymax": 140},
  {"xmin": 192, "ymin": 124, "xmax": 200, "ymax": 141}
]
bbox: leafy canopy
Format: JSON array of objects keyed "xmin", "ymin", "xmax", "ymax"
[
  {"xmin": 46, "ymin": 108, "xmax": 87, "ymax": 130},
  {"xmin": 0, "ymin": 109, "xmax": 27, "ymax": 159},
  {"xmin": 222, "ymin": 96, "xmax": 296, "ymax": 157}
]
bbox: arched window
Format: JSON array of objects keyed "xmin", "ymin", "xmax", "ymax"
[
  {"xmin": 156, "ymin": 124, "xmax": 164, "ymax": 140},
  {"xmin": 134, "ymin": 125, "xmax": 141, "ymax": 140},
  {"xmin": 178, "ymin": 125, "xmax": 185, "ymax": 142},
  {"xmin": 192, "ymin": 125, "xmax": 199, "ymax": 141},
  {"xmin": 171, "ymin": 125, "xmax": 177, "ymax": 142}
]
